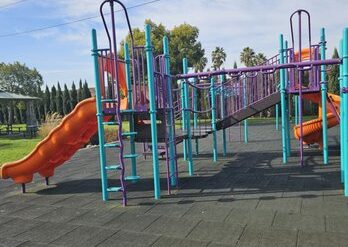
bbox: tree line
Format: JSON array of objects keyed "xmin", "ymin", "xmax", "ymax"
[{"xmin": 0, "ymin": 62, "xmax": 91, "ymax": 125}]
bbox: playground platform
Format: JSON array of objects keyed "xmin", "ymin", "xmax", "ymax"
[{"xmin": 0, "ymin": 123, "xmax": 347, "ymax": 247}]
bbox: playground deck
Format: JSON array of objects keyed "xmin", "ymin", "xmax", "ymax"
[{"xmin": 0, "ymin": 124, "xmax": 347, "ymax": 247}]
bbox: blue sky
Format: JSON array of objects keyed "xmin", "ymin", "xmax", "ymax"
[{"xmin": 0, "ymin": 0, "xmax": 347, "ymax": 89}]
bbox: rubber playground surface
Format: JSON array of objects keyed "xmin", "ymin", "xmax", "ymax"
[{"xmin": 0, "ymin": 124, "xmax": 347, "ymax": 247}]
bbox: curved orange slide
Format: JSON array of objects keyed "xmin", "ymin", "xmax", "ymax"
[
  {"xmin": 293, "ymin": 93, "xmax": 340, "ymax": 147},
  {"xmin": 0, "ymin": 61, "xmax": 128, "ymax": 185}
]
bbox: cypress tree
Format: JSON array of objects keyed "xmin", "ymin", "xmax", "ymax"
[
  {"xmin": 71, "ymin": 82, "xmax": 78, "ymax": 109},
  {"xmin": 56, "ymin": 82, "xmax": 64, "ymax": 116},
  {"xmin": 44, "ymin": 85, "xmax": 51, "ymax": 115},
  {"xmin": 63, "ymin": 84, "xmax": 72, "ymax": 115},
  {"xmin": 50, "ymin": 85, "xmax": 57, "ymax": 113},
  {"xmin": 82, "ymin": 81, "xmax": 91, "ymax": 100},
  {"xmin": 328, "ymin": 48, "xmax": 340, "ymax": 95},
  {"xmin": 78, "ymin": 79, "xmax": 83, "ymax": 102},
  {"xmin": 233, "ymin": 61, "xmax": 238, "ymax": 69},
  {"xmin": 36, "ymin": 85, "xmax": 45, "ymax": 122}
]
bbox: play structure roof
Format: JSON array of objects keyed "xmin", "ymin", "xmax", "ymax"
[{"xmin": 0, "ymin": 90, "xmax": 39, "ymax": 101}]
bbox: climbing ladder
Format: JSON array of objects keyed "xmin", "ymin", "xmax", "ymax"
[{"xmin": 92, "ymin": 0, "xmax": 139, "ymax": 206}]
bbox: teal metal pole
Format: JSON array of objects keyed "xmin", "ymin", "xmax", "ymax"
[
  {"xmin": 339, "ymin": 39, "xmax": 344, "ymax": 182},
  {"xmin": 275, "ymin": 104, "xmax": 279, "ymax": 131},
  {"xmin": 211, "ymin": 76, "xmax": 218, "ymax": 161},
  {"xmin": 294, "ymin": 96, "xmax": 299, "ymax": 124},
  {"xmin": 343, "ymin": 28, "xmax": 348, "ymax": 196},
  {"xmin": 193, "ymin": 78, "xmax": 199, "ymax": 155},
  {"xmin": 183, "ymin": 58, "xmax": 194, "ymax": 175},
  {"xmin": 180, "ymin": 79, "xmax": 187, "ymax": 160},
  {"xmin": 163, "ymin": 36, "xmax": 177, "ymax": 186},
  {"xmin": 220, "ymin": 74, "xmax": 227, "ymax": 156},
  {"xmin": 284, "ymin": 40, "xmax": 291, "ymax": 156},
  {"xmin": 91, "ymin": 29, "xmax": 108, "ymax": 201},
  {"xmin": 279, "ymin": 34, "xmax": 288, "ymax": 163},
  {"xmin": 145, "ymin": 24, "xmax": 161, "ymax": 199},
  {"xmin": 243, "ymin": 77, "xmax": 248, "ymax": 143},
  {"xmin": 124, "ymin": 42, "xmax": 137, "ymax": 178},
  {"xmin": 320, "ymin": 28, "xmax": 329, "ymax": 165}
]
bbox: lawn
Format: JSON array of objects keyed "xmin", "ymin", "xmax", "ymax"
[{"xmin": 0, "ymin": 136, "xmax": 41, "ymax": 165}]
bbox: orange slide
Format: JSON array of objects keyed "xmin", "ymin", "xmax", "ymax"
[
  {"xmin": 293, "ymin": 93, "xmax": 340, "ymax": 147},
  {"xmin": 0, "ymin": 62, "xmax": 128, "ymax": 185}
]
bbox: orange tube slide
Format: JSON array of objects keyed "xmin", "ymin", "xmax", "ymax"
[{"xmin": 293, "ymin": 93, "xmax": 340, "ymax": 147}]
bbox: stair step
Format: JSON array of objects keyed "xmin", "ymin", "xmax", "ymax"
[
  {"xmin": 107, "ymin": 187, "xmax": 122, "ymax": 192},
  {"xmin": 122, "ymin": 132, "xmax": 137, "ymax": 137},
  {"xmin": 102, "ymin": 99, "xmax": 118, "ymax": 103},
  {"xmin": 102, "ymin": 121, "xmax": 119, "ymax": 125},
  {"xmin": 125, "ymin": 175, "xmax": 140, "ymax": 181},
  {"xmin": 105, "ymin": 165, "xmax": 121, "ymax": 170},
  {"xmin": 104, "ymin": 142, "xmax": 121, "ymax": 148},
  {"xmin": 124, "ymin": 154, "xmax": 139, "ymax": 159}
]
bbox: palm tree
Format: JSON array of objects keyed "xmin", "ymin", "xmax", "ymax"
[
  {"xmin": 211, "ymin": 47, "xmax": 227, "ymax": 70},
  {"xmin": 254, "ymin": 53, "xmax": 267, "ymax": 65},
  {"xmin": 240, "ymin": 47, "xmax": 255, "ymax": 67},
  {"xmin": 194, "ymin": 56, "xmax": 208, "ymax": 72}
]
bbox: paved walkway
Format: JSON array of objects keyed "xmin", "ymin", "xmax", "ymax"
[{"xmin": 0, "ymin": 124, "xmax": 347, "ymax": 247}]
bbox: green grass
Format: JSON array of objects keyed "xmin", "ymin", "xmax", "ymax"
[{"xmin": 0, "ymin": 136, "xmax": 41, "ymax": 165}]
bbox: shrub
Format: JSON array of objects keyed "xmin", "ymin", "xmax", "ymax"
[{"xmin": 38, "ymin": 112, "xmax": 62, "ymax": 138}]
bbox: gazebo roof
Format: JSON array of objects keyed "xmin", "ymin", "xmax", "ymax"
[{"xmin": 0, "ymin": 90, "xmax": 39, "ymax": 101}]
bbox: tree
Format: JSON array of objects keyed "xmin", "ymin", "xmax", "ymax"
[
  {"xmin": 240, "ymin": 47, "xmax": 267, "ymax": 67},
  {"xmin": 56, "ymin": 82, "xmax": 64, "ymax": 115},
  {"xmin": 63, "ymin": 84, "xmax": 72, "ymax": 115},
  {"xmin": 170, "ymin": 23, "xmax": 205, "ymax": 75},
  {"xmin": 193, "ymin": 56, "xmax": 208, "ymax": 72},
  {"xmin": 50, "ymin": 85, "xmax": 57, "ymax": 113},
  {"xmin": 211, "ymin": 47, "xmax": 227, "ymax": 70},
  {"xmin": 240, "ymin": 47, "xmax": 255, "ymax": 67},
  {"xmin": 71, "ymin": 82, "xmax": 78, "ymax": 109},
  {"xmin": 35, "ymin": 85, "xmax": 44, "ymax": 122},
  {"xmin": 253, "ymin": 53, "xmax": 267, "ymax": 65},
  {"xmin": 82, "ymin": 81, "xmax": 91, "ymax": 100},
  {"xmin": 119, "ymin": 20, "xmax": 205, "ymax": 75},
  {"xmin": 328, "ymin": 48, "xmax": 340, "ymax": 95},
  {"xmin": 233, "ymin": 61, "xmax": 238, "ymax": 69},
  {"xmin": 119, "ymin": 19, "xmax": 169, "ymax": 59},
  {"xmin": 78, "ymin": 79, "xmax": 83, "ymax": 102},
  {"xmin": 0, "ymin": 62, "xmax": 43, "ymax": 95},
  {"xmin": 44, "ymin": 86, "xmax": 50, "ymax": 115}
]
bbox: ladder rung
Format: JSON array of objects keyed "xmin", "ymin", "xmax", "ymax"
[
  {"xmin": 105, "ymin": 165, "xmax": 121, "ymax": 170},
  {"xmin": 124, "ymin": 154, "xmax": 139, "ymax": 159},
  {"xmin": 102, "ymin": 121, "xmax": 119, "ymax": 125},
  {"xmin": 107, "ymin": 187, "xmax": 122, "ymax": 192},
  {"xmin": 121, "ymin": 109, "xmax": 135, "ymax": 114},
  {"xmin": 104, "ymin": 142, "xmax": 121, "ymax": 148},
  {"xmin": 125, "ymin": 175, "xmax": 140, "ymax": 181},
  {"xmin": 122, "ymin": 132, "xmax": 137, "ymax": 137},
  {"xmin": 102, "ymin": 99, "xmax": 118, "ymax": 103}
]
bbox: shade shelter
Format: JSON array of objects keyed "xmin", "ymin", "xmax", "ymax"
[{"xmin": 0, "ymin": 90, "xmax": 40, "ymax": 136}]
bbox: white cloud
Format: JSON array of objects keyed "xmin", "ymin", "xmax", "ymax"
[
  {"xmin": 0, "ymin": 0, "xmax": 19, "ymax": 7},
  {"xmin": 6, "ymin": 0, "xmax": 348, "ymax": 85}
]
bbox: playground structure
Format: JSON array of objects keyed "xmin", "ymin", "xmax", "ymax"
[{"xmin": 1, "ymin": 1, "xmax": 348, "ymax": 207}]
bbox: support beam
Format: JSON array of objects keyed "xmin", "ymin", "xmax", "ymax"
[
  {"xmin": 163, "ymin": 36, "xmax": 177, "ymax": 186},
  {"xmin": 145, "ymin": 24, "xmax": 161, "ymax": 199},
  {"xmin": 279, "ymin": 34, "xmax": 288, "ymax": 163},
  {"xmin": 91, "ymin": 29, "xmax": 108, "ymax": 201},
  {"xmin": 320, "ymin": 28, "xmax": 329, "ymax": 165}
]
